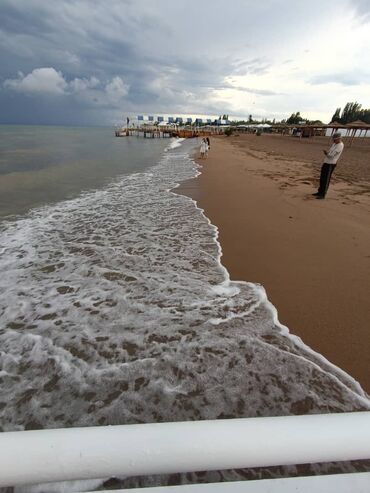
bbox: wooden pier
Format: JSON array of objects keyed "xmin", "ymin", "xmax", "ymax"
[{"xmin": 115, "ymin": 125, "xmax": 221, "ymax": 139}]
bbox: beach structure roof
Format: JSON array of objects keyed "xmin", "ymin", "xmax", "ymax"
[
  {"xmin": 347, "ymin": 119, "xmax": 370, "ymax": 127},
  {"xmin": 327, "ymin": 120, "xmax": 370, "ymax": 129}
]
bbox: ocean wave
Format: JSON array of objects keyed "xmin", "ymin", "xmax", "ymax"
[{"xmin": 165, "ymin": 137, "xmax": 186, "ymax": 151}]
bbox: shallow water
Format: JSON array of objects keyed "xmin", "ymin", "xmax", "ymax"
[
  {"xmin": 0, "ymin": 125, "xmax": 167, "ymax": 218},
  {"xmin": 0, "ymin": 130, "xmax": 369, "ymax": 490}
]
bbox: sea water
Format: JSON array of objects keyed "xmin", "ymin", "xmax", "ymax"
[{"xmin": 0, "ymin": 126, "xmax": 369, "ymax": 491}]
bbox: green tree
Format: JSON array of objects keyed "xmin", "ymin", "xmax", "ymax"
[
  {"xmin": 331, "ymin": 107, "xmax": 341, "ymax": 123},
  {"xmin": 341, "ymin": 102, "xmax": 362, "ymax": 123},
  {"xmin": 286, "ymin": 111, "xmax": 304, "ymax": 125},
  {"xmin": 331, "ymin": 102, "xmax": 370, "ymax": 124}
]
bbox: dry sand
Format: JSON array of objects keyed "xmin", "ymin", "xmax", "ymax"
[{"xmin": 178, "ymin": 134, "xmax": 370, "ymax": 394}]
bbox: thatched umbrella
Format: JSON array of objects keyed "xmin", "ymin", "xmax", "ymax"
[{"xmin": 347, "ymin": 120, "xmax": 370, "ymax": 144}]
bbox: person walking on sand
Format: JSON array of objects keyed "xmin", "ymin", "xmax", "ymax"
[
  {"xmin": 200, "ymin": 138, "xmax": 208, "ymax": 159},
  {"xmin": 313, "ymin": 132, "xmax": 344, "ymax": 199}
]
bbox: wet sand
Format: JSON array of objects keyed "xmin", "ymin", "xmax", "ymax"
[{"xmin": 178, "ymin": 134, "xmax": 370, "ymax": 394}]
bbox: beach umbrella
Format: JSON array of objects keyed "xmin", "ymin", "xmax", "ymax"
[
  {"xmin": 347, "ymin": 120, "xmax": 370, "ymax": 142},
  {"xmin": 348, "ymin": 120, "xmax": 368, "ymax": 126}
]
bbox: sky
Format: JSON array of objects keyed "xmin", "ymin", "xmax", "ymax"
[{"xmin": 1, "ymin": 0, "xmax": 370, "ymax": 126}]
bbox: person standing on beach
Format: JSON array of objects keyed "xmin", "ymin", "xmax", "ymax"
[
  {"xmin": 200, "ymin": 138, "xmax": 208, "ymax": 159},
  {"xmin": 313, "ymin": 132, "xmax": 344, "ymax": 199}
]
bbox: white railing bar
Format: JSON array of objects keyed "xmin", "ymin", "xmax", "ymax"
[
  {"xmin": 0, "ymin": 412, "xmax": 369, "ymax": 487},
  {"xmin": 83, "ymin": 472, "xmax": 370, "ymax": 493}
]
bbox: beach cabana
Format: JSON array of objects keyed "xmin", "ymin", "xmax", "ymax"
[
  {"xmin": 347, "ymin": 120, "xmax": 370, "ymax": 136},
  {"xmin": 327, "ymin": 121, "xmax": 346, "ymax": 136},
  {"xmin": 341, "ymin": 120, "xmax": 370, "ymax": 146}
]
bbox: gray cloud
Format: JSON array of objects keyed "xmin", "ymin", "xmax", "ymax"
[
  {"xmin": 1, "ymin": 0, "xmax": 245, "ymax": 123},
  {"xmin": 351, "ymin": 0, "xmax": 370, "ymax": 21},
  {"xmin": 310, "ymin": 72, "xmax": 368, "ymax": 86},
  {"xmin": 227, "ymin": 85, "xmax": 283, "ymax": 96},
  {"xmin": 0, "ymin": 0, "xmax": 368, "ymax": 124},
  {"xmin": 231, "ymin": 57, "xmax": 273, "ymax": 76}
]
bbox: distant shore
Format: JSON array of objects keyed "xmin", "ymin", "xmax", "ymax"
[{"xmin": 178, "ymin": 134, "xmax": 370, "ymax": 394}]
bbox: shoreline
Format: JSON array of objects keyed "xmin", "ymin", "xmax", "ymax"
[{"xmin": 177, "ymin": 134, "xmax": 370, "ymax": 394}]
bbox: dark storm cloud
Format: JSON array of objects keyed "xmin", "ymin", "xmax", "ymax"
[
  {"xmin": 5, "ymin": 0, "xmax": 307, "ymax": 124},
  {"xmin": 1, "ymin": 0, "xmax": 368, "ymax": 124},
  {"xmin": 1, "ymin": 0, "xmax": 245, "ymax": 123}
]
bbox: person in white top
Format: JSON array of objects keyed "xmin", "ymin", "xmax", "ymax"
[
  {"xmin": 199, "ymin": 138, "xmax": 208, "ymax": 159},
  {"xmin": 313, "ymin": 132, "xmax": 344, "ymax": 199}
]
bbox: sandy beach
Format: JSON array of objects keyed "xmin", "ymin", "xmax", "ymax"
[{"xmin": 178, "ymin": 134, "xmax": 370, "ymax": 394}]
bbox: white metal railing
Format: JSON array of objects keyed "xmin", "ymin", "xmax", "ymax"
[{"xmin": 0, "ymin": 412, "xmax": 369, "ymax": 489}]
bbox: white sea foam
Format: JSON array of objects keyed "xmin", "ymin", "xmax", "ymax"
[
  {"xmin": 0, "ymin": 139, "xmax": 369, "ymax": 490},
  {"xmin": 165, "ymin": 137, "xmax": 185, "ymax": 151}
]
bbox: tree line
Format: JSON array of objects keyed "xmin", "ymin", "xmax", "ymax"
[
  {"xmin": 331, "ymin": 102, "xmax": 370, "ymax": 124},
  {"xmin": 283, "ymin": 102, "xmax": 370, "ymax": 125},
  {"xmin": 232, "ymin": 102, "xmax": 370, "ymax": 126}
]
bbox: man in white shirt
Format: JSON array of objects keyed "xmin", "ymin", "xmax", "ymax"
[{"xmin": 313, "ymin": 132, "xmax": 344, "ymax": 199}]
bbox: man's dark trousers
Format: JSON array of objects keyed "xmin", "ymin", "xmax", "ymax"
[{"xmin": 318, "ymin": 163, "xmax": 336, "ymax": 197}]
